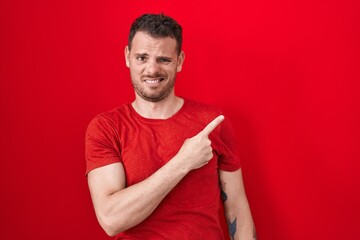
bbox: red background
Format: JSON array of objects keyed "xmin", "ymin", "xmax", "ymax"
[{"xmin": 1, "ymin": 0, "xmax": 359, "ymax": 239}]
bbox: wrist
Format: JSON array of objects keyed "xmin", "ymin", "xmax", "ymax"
[{"xmin": 170, "ymin": 154, "xmax": 190, "ymax": 176}]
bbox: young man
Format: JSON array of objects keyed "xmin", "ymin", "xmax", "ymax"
[{"xmin": 85, "ymin": 13, "xmax": 256, "ymax": 239}]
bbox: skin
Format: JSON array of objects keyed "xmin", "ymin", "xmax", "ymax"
[
  {"xmin": 220, "ymin": 170, "xmax": 257, "ymax": 239},
  {"xmin": 87, "ymin": 31, "xmax": 256, "ymax": 239},
  {"xmin": 125, "ymin": 31, "xmax": 185, "ymax": 119}
]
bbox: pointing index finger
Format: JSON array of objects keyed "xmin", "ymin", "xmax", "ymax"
[{"xmin": 200, "ymin": 115, "xmax": 225, "ymax": 136}]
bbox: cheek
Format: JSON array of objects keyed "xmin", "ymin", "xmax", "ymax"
[
  {"xmin": 129, "ymin": 68, "xmax": 140, "ymax": 81},
  {"xmin": 130, "ymin": 64, "xmax": 144, "ymax": 76},
  {"xmin": 166, "ymin": 65, "xmax": 178, "ymax": 75}
]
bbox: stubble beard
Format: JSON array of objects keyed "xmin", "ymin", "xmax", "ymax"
[{"xmin": 131, "ymin": 76, "xmax": 176, "ymax": 103}]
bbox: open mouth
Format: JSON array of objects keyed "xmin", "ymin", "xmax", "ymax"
[{"xmin": 144, "ymin": 77, "xmax": 165, "ymax": 84}]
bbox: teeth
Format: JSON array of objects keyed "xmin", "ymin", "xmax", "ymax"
[{"xmin": 145, "ymin": 79, "xmax": 161, "ymax": 83}]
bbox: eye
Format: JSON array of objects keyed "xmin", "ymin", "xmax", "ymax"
[
  {"xmin": 159, "ymin": 58, "xmax": 171, "ymax": 63},
  {"xmin": 136, "ymin": 56, "xmax": 146, "ymax": 61}
]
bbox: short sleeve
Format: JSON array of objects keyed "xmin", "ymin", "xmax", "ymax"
[
  {"xmin": 85, "ymin": 115, "xmax": 122, "ymax": 175},
  {"xmin": 216, "ymin": 116, "xmax": 241, "ymax": 171}
]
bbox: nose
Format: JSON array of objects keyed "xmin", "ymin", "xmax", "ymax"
[{"xmin": 145, "ymin": 60, "xmax": 160, "ymax": 75}]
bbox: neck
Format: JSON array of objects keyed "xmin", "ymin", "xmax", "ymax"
[{"xmin": 132, "ymin": 94, "xmax": 184, "ymax": 119}]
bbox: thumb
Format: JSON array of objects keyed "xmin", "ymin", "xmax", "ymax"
[{"xmin": 200, "ymin": 115, "xmax": 225, "ymax": 136}]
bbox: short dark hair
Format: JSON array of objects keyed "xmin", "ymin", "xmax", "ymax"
[{"xmin": 128, "ymin": 13, "xmax": 183, "ymax": 55}]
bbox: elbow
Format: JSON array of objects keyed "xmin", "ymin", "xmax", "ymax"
[
  {"xmin": 102, "ymin": 223, "xmax": 119, "ymax": 237},
  {"xmin": 95, "ymin": 205, "xmax": 141, "ymax": 236},
  {"xmin": 98, "ymin": 214, "xmax": 125, "ymax": 237}
]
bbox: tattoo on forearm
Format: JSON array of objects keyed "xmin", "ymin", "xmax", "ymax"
[
  {"xmin": 228, "ymin": 218, "xmax": 237, "ymax": 240},
  {"xmin": 219, "ymin": 179, "xmax": 227, "ymax": 202},
  {"xmin": 253, "ymin": 226, "xmax": 257, "ymax": 239},
  {"xmin": 221, "ymin": 189, "xmax": 228, "ymax": 201}
]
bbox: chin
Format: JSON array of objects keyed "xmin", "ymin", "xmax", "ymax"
[{"xmin": 142, "ymin": 95, "xmax": 166, "ymax": 102}]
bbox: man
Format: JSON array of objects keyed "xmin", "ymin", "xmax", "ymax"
[{"xmin": 85, "ymin": 13, "xmax": 256, "ymax": 239}]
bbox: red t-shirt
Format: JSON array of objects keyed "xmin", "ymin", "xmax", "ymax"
[{"xmin": 85, "ymin": 99, "xmax": 241, "ymax": 239}]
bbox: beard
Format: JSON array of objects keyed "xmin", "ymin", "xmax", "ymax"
[{"xmin": 131, "ymin": 74, "xmax": 176, "ymax": 102}]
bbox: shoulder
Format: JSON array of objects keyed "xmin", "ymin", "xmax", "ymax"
[
  {"xmin": 182, "ymin": 99, "xmax": 237, "ymax": 137},
  {"xmin": 183, "ymin": 98, "xmax": 223, "ymax": 121},
  {"xmin": 86, "ymin": 103, "xmax": 132, "ymax": 134},
  {"xmin": 184, "ymin": 99, "xmax": 221, "ymax": 111}
]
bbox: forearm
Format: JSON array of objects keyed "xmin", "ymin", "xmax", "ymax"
[
  {"xmin": 94, "ymin": 155, "xmax": 189, "ymax": 235},
  {"xmin": 219, "ymin": 169, "xmax": 256, "ymax": 240},
  {"xmin": 224, "ymin": 197, "xmax": 256, "ymax": 240}
]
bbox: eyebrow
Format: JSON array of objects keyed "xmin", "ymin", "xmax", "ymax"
[
  {"xmin": 134, "ymin": 53, "xmax": 149, "ymax": 57},
  {"xmin": 134, "ymin": 53, "xmax": 173, "ymax": 60}
]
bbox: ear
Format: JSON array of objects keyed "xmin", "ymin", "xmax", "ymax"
[
  {"xmin": 124, "ymin": 46, "xmax": 130, "ymax": 68},
  {"xmin": 176, "ymin": 51, "xmax": 185, "ymax": 72}
]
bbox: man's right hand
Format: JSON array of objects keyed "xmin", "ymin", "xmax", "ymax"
[{"xmin": 176, "ymin": 115, "xmax": 225, "ymax": 171}]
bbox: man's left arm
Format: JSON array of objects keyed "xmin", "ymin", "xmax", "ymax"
[{"xmin": 219, "ymin": 169, "xmax": 256, "ymax": 240}]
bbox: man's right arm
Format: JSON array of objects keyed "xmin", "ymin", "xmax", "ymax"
[
  {"xmin": 87, "ymin": 115, "xmax": 224, "ymax": 236},
  {"xmin": 88, "ymin": 157, "xmax": 189, "ymax": 236}
]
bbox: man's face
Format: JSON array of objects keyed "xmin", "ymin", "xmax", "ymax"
[{"xmin": 125, "ymin": 31, "xmax": 185, "ymax": 102}]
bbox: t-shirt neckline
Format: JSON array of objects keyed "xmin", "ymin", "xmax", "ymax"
[{"xmin": 128, "ymin": 98, "xmax": 188, "ymax": 123}]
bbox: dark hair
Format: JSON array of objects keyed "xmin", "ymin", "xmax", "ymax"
[{"xmin": 128, "ymin": 13, "xmax": 183, "ymax": 55}]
